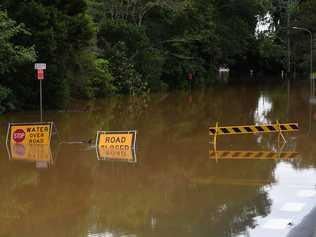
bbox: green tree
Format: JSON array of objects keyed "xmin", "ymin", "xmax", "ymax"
[
  {"xmin": 0, "ymin": 10, "xmax": 36, "ymax": 112},
  {"xmin": 291, "ymin": 0, "xmax": 316, "ymax": 75},
  {"xmin": 2, "ymin": 0, "xmax": 95, "ymax": 108},
  {"xmin": 91, "ymin": 58, "xmax": 116, "ymax": 97},
  {"xmin": 109, "ymin": 41, "xmax": 148, "ymax": 95}
]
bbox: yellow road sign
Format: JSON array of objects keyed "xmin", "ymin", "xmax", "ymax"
[
  {"xmin": 7, "ymin": 122, "xmax": 53, "ymax": 145},
  {"xmin": 96, "ymin": 130, "xmax": 137, "ymax": 162},
  {"xmin": 209, "ymin": 123, "xmax": 299, "ymax": 135},
  {"xmin": 96, "ymin": 130, "xmax": 136, "ymax": 149},
  {"xmin": 209, "ymin": 150, "xmax": 300, "ymax": 160}
]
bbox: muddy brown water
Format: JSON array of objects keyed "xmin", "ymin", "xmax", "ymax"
[{"xmin": 1, "ymin": 82, "xmax": 316, "ymax": 237}]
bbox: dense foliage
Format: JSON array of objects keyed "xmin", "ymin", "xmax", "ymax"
[
  {"xmin": 0, "ymin": 0, "xmax": 315, "ymax": 111},
  {"xmin": 0, "ymin": 10, "xmax": 36, "ymax": 112}
]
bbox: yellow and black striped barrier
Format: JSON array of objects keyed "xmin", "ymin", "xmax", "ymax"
[
  {"xmin": 209, "ymin": 150, "xmax": 300, "ymax": 160},
  {"xmin": 209, "ymin": 121, "xmax": 299, "ymax": 150},
  {"xmin": 209, "ymin": 122, "xmax": 298, "ymax": 135}
]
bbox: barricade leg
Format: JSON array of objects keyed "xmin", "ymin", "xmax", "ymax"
[
  {"xmin": 209, "ymin": 122, "xmax": 218, "ymax": 161},
  {"xmin": 276, "ymin": 120, "xmax": 287, "ymax": 144},
  {"xmin": 213, "ymin": 122, "xmax": 218, "ymax": 152}
]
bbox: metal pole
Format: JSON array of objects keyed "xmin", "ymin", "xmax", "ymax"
[
  {"xmin": 40, "ymin": 79, "xmax": 43, "ymax": 122},
  {"xmin": 307, "ymin": 30, "xmax": 313, "ymax": 97},
  {"xmin": 311, "ymin": 33, "xmax": 314, "ymax": 96},
  {"xmin": 287, "ymin": 79, "xmax": 290, "ymax": 117},
  {"xmin": 311, "ymin": 33, "xmax": 313, "ymax": 78},
  {"xmin": 287, "ymin": 9, "xmax": 291, "ymax": 78},
  {"xmin": 292, "ymin": 27, "xmax": 314, "ymax": 95}
]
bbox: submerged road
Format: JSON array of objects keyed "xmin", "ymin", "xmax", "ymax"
[
  {"xmin": 1, "ymin": 84, "xmax": 316, "ymax": 237},
  {"xmin": 287, "ymin": 206, "xmax": 316, "ymax": 237}
]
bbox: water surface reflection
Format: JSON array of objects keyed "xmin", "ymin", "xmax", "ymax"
[{"xmin": 0, "ymin": 82, "xmax": 315, "ymax": 237}]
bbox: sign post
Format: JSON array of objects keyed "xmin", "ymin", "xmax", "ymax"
[
  {"xmin": 35, "ymin": 63, "xmax": 46, "ymax": 122},
  {"xmin": 40, "ymin": 76, "xmax": 43, "ymax": 121}
]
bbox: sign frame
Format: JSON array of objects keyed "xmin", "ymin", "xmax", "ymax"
[
  {"xmin": 6, "ymin": 122, "xmax": 54, "ymax": 146},
  {"xmin": 95, "ymin": 130, "xmax": 137, "ymax": 162}
]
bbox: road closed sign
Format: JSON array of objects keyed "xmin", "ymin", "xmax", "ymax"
[
  {"xmin": 7, "ymin": 122, "xmax": 53, "ymax": 145},
  {"xmin": 96, "ymin": 130, "xmax": 136, "ymax": 162}
]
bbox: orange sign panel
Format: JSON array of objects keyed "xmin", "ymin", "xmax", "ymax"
[{"xmin": 96, "ymin": 130, "xmax": 136, "ymax": 162}]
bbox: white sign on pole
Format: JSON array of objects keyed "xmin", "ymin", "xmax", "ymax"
[{"xmin": 35, "ymin": 63, "xmax": 47, "ymax": 70}]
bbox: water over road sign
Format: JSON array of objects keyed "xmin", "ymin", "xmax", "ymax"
[{"xmin": 7, "ymin": 122, "xmax": 53, "ymax": 145}]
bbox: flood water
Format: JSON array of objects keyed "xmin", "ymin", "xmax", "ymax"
[{"xmin": 1, "ymin": 81, "xmax": 316, "ymax": 237}]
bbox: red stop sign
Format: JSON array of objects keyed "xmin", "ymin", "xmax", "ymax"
[
  {"xmin": 13, "ymin": 129, "xmax": 26, "ymax": 143},
  {"xmin": 37, "ymin": 69, "xmax": 44, "ymax": 80}
]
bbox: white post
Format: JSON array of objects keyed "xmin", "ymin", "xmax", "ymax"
[{"xmin": 40, "ymin": 79, "xmax": 43, "ymax": 122}]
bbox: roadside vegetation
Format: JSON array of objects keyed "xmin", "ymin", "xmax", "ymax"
[{"xmin": 0, "ymin": 0, "xmax": 315, "ymax": 111}]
